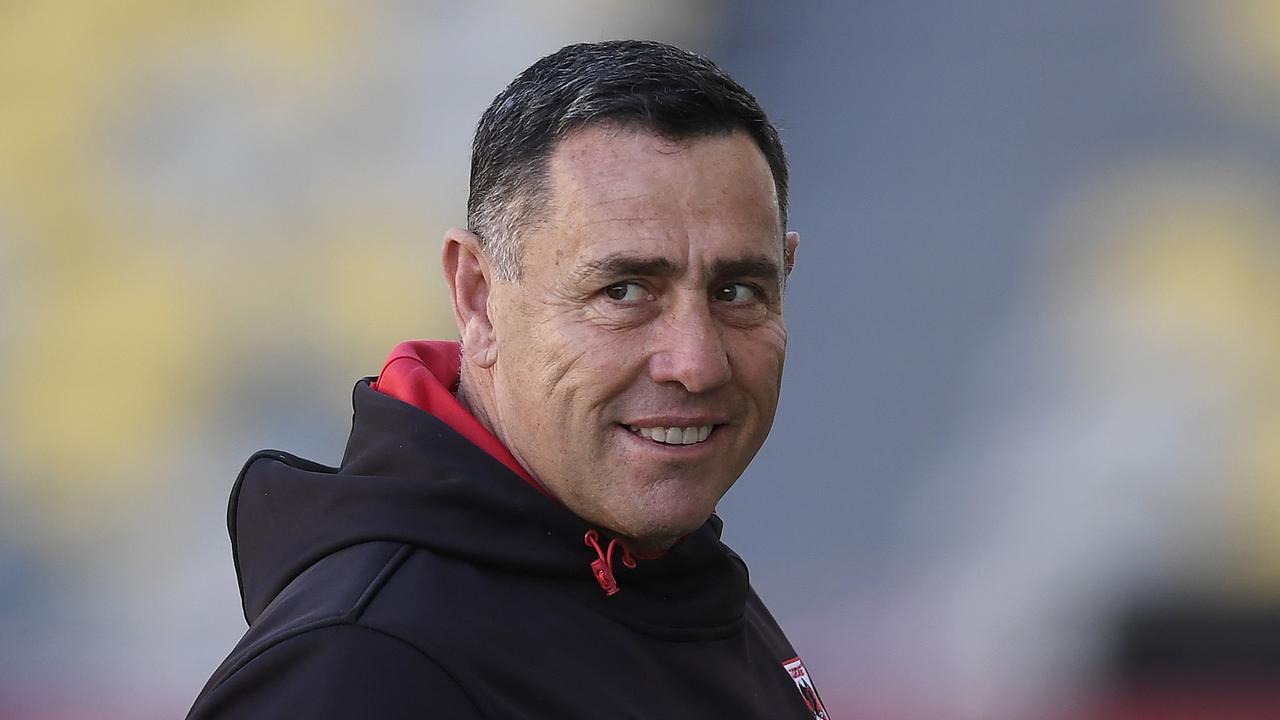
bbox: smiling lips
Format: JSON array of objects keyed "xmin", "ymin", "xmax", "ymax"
[{"xmin": 627, "ymin": 424, "xmax": 714, "ymax": 445}]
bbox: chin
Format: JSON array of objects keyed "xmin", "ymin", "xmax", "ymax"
[
  {"xmin": 610, "ymin": 499, "xmax": 717, "ymax": 550},
  {"xmin": 585, "ymin": 465, "xmax": 735, "ymax": 547}
]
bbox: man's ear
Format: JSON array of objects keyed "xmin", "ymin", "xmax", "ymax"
[
  {"xmin": 784, "ymin": 231, "xmax": 799, "ymax": 278},
  {"xmin": 442, "ymin": 228, "xmax": 498, "ymax": 369}
]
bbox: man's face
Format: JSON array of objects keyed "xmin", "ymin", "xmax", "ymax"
[{"xmin": 484, "ymin": 126, "xmax": 796, "ymax": 550}]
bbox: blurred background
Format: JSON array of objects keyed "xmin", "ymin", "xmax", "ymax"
[{"xmin": 3, "ymin": 1, "xmax": 1280, "ymax": 718}]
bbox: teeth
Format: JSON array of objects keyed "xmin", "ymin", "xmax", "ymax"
[{"xmin": 628, "ymin": 425, "xmax": 715, "ymax": 445}]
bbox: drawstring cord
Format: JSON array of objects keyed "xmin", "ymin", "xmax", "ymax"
[{"xmin": 584, "ymin": 529, "xmax": 637, "ymax": 596}]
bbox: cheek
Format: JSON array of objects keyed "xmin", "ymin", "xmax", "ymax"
[
  {"xmin": 552, "ymin": 315, "xmax": 643, "ymax": 377},
  {"xmin": 497, "ymin": 299, "xmax": 577, "ymax": 385},
  {"xmin": 514, "ymin": 318, "xmax": 640, "ymax": 424},
  {"xmin": 728, "ymin": 324, "xmax": 788, "ymax": 401}
]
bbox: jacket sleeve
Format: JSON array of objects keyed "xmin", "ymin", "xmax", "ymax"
[{"xmin": 186, "ymin": 623, "xmax": 483, "ymax": 719}]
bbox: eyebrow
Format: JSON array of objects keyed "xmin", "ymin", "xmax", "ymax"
[
  {"xmin": 571, "ymin": 253, "xmax": 783, "ymax": 285},
  {"xmin": 710, "ymin": 256, "xmax": 783, "ymax": 283},
  {"xmin": 572, "ymin": 254, "xmax": 680, "ymax": 281}
]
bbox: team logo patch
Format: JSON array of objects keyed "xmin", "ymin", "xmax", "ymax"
[{"xmin": 783, "ymin": 656, "xmax": 829, "ymax": 719}]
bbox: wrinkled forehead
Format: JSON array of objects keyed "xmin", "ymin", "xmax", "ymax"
[{"xmin": 541, "ymin": 126, "xmax": 783, "ymax": 249}]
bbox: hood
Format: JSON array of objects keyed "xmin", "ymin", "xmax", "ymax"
[
  {"xmin": 227, "ymin": 341, "xmax": 749, "ymax": 636},
  {"xmin": 370, "ymin": 340, "xmax": 540, "ymax": 491}
]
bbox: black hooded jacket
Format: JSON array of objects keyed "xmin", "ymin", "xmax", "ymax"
[{"xmin": 187, "ymin": 378, "xmax": 829, "ymax": 719}]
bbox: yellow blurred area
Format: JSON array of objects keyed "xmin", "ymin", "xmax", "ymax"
[
  {"xmin": 1110, "ymin": 195, "xmax": 1280, "ymax": 374},
  {"xmin": 5, "ymin": 252, "xmax": 208, "ymax": 487},
  {"xmin": 317, "ymin": 223, "xmax": 459, "ymax": 369},
  {"xmin": 0, "ymin": 2, "xmax": 448, "ymax": 530},
  {"xmin": 1156, "ymin": 0, "xmax": 1280, "ymax": 597},
  {"xmin": 1172, "ymin": 0, "xmax": 1280, "ymax": 120},
  {"xmin": 1047, "ymin": 162, "xmax": 1280, "ymax": 595},
  {"xmin": 1111, "ymin": 202, "xmax": 1280, "ymax": 594},
  {"xmin": 0, "ymin": 1, "xmax": 362, "ymax": 228},
  {"xmin": 1248, "ymin": 411, "xmax": 1280, "ymax": 589}
]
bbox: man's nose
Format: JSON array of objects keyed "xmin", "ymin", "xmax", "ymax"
[{"xmin": 647, "ymin": 299, "xmax": 732, "ymax": 394}]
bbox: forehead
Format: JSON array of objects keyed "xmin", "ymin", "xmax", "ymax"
[{"xmin": 530, "ymin": 126, "xmax": 782, "ymax": 266}]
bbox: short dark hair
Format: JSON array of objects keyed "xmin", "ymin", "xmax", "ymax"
[{"xmin": 467, "ymin": 39, "xmax": 789, "ymax": 280}]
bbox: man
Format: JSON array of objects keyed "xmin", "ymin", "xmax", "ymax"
[{"xmin": 188, "ymin": 40, "xmax": 828, "ymax": 719}]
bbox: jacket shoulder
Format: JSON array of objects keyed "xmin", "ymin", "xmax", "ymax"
[
  {"xmin": 189, "ymin": 541, "xmax": 483, "ymax": 718},
  {"xmin": 744, "ymin": 585, "xmax": 800, "ymax": 659},
  {"xmin": 186, "ymin": 622, "xmax": 482, "ymax": 719}
]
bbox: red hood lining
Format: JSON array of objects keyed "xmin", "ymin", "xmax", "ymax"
[{"xmin": 371, "ymin": 340, "xmax": 545, "ymax": 496}]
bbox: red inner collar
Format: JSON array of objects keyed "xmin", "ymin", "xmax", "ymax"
[{"xmin": 371, "ymin": 340, "xmax": 547, "ymax": 497}]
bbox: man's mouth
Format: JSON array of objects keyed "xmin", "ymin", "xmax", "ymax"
[{"xmin": 627, "ymin": 424, "xmax": 714, "ymax": 445}]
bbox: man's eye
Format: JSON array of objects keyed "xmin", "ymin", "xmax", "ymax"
[
  {"xmin": 713, "ymin": 283, "xmax": 758, "ymax": 304},
  {"xmin": 603, "ymin": 281, "xmax": 649, "ymax": 303}
]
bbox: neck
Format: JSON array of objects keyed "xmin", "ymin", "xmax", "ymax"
[{"xmin": 452, "ymin": 370, "xmax": 492, "ymax": 436}]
